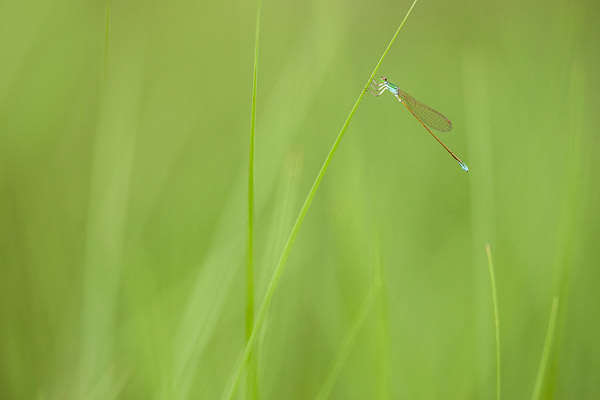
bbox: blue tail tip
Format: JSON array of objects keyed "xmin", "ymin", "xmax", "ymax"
[{"xmin": 459, "ymin": 161, "xmax": 469, "ymax": 172}]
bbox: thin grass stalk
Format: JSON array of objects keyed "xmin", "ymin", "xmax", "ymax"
[
  {"xmin": 104, "ymin": 0, "xmax": 110, "ymax": 80},
  {"xmin": 485, "ymin": 244, "xmax": 501, "ymax": 400},
  {"xmin": 246, "ymin": 0, "xmax": 262, "ymax": 398},
  {"xmin": 375, "ymin": 240, "xmax": 391, "ymax": 399},
  {"xmin": 531, "ymin": 296, "xmax": 560, "ymax": 400},
  {"xmin": 223, "ymin": 1, "xmax": 419, "ymax": 398},
  {"xmin": 314, "ymin": 278, "xmax": 380, "ymax": 400}
]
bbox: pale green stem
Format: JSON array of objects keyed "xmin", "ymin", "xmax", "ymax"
[
  {"xmin": 223, "ymin": 1, "xmax": 419, "ymax": 398},
  {"xmin": 314, "ymin": 278, "xmax": 380, "ymax": 400},
  {"xmin": 104, "ymin": 0, "xmax": 110, "ymax": 80},
  {"xmin": 486, "ymin": 244, "xmax": 501, "ymax": 400},
  {"xmin": 531, "ymin": 296, "xmax": 560, "ymax": 400},
  {"xmin": 246, "ymin": 0, "xmax": 262, "ymax": 399}
]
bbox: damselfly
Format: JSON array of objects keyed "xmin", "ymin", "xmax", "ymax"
[{"xmin": 368, "ymin": 76, "xmax": 468, "ymax": 172}]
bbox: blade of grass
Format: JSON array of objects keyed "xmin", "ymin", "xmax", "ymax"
[
  {"xmin": 462, "ymin": 51, "xmax": 496, "ymax": 398},
  {"xmin": 104, "ymin": 0, "xmax": 110, "ymax": 80},
  {"xmin": 543, "ymin": 61, "xmax": 586, "ymax": 399},
  {"xmin": 172, "ymin": 11, "xmax": 339, "ymax": 398},
  {"xmin": 531, "ymin": 296, "xmax": 560, "ymax": 400},
  {"xmin": 314, "ymin": 277, "xmax": 380, "ymax": 400},
  {"xmin": 222, "ymin": 1, "xmax": 419, "ymax": 398},
  {"xmin": 79, "ymin": 20, "xmax": 145, "ymax": 395},
  {"xmin": 375, "ymin": 237, "xmax": 391, "ymax": 399},
  {"xmin": 485, "ymin": 244, "xmax": 501, "ymax": 400},
  {"xmin": 246, "ymin": 0, "xmax": 262, "ymax": 398}
]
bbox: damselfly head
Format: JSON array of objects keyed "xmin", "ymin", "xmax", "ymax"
[{"xmin": 381, "ymin": 76, "xmax": 388, "ymax": 82}]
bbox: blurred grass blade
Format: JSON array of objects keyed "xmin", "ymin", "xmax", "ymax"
[
  {"xmin": 531, "ymin": 296, "xmax": 560, "ymax": 400},
  {"xmin": 542, "ymin": 61, "xmax": 586, "ymax": 398},
  {"xmin": 462, "ymin": 52, "xmax": 498, "ymax": 398},
  {"xmin": 375, "ymin": 238, "xmax": 391, "ymax": 399},
  {"xmin": 485, "ymin": 244, "xmax": 501, "ymax": 400},
  {"xmin": 315, "ymin": 278, "xmax": 380, "ymax": 400},
  {"xmin": 246, "ymin": 0, "xmax": 262, "ymax": 398},
  {"xmin": 104, "ymin": 0, "xmax": 110, "ymax": 80},
  {"xmin": 222, "ymin": 1, "xmax": 419, "ymax": 398},
  {"xmin": 79, "ymin": 33, "xmax": 145, "ymax": 400}
]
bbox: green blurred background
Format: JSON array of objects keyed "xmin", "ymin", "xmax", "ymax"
[{"xmin": 1, "ymin": 0, "xmax": 599, "ymax": 398}]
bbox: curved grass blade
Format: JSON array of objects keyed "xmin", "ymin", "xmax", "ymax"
[
  {"xmin": 246, "ymin": 0, "xmax": 262, "ymax": 397},
  {"xmin": 531, "ymin": 296, "xmax": 560, "ymax": 400},
  {"xmin": 486, "ymin": 244, "xmax": 501, "ymax": 400},
  {"xmin": 221, "ymin": 1, "xmax": 420, "ymax": 398},
  {"xmin": 314, "ymin": 278, "xmax": 379, "ymax": 400}
]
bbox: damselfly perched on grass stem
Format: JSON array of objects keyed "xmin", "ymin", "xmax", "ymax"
[{"xmin": 368, "ymin": 76, "xmax": 469, "ymax": 172}]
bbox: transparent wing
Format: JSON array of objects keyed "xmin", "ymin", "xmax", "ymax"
[{"xmin": 396, "ymin": 89, "xmax": 453, "ymax": 132}]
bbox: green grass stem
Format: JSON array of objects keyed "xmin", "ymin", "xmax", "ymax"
[
  {"xmin": 246, "ymin": 0, "xmax": 262, "ymax": 399},
  {"xmin": 314, "ymin": 278, "xmax": 380, "ymax": 400},
  {"xmin": 461, "ymin": 51, "xmax": 496, "ymax": 398},
  {"xmin": 531, "ymin": 296, "xmax": 560, "ymax": 400},
  {"xmin": 375, "ymin": 240, "xmax": 391, "ymax": 399},
  {"xmin": 486, "ymin": 244, "xmax": 501, "ymax": 400},
  {"xmin": 223, "ymin": 1, "xmax": 419, "ymax": 398},
  {"xmin": 104, "ymin": 0, "xmax": 110, "ymax": 80},
  {"xmin": 542, "ymin": 62, "xmax": 585, "ymax": 398}
]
